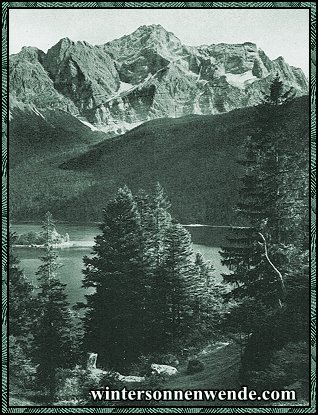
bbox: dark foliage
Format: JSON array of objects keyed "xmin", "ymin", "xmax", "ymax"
[
  {"xmin": 219, "ymin": 77, "xmax": 309, "ymax": 399},
  {"xmin": 10, "ymin": 97, "xmax": 308, "ymax": 225},
  {"xmin": 32, "ymin": 213, "xmax": 77, "ymax": 401},
  {"xmin": 81, "ymin": 185, "xmax": 223, "ymax": 370},
  {"xmin": 8, "ymin": 231, "xmax": 35, "ymax": 338},
  {"xmin": 187, "ymin": 358, "xmax": 205, "ymax": 375}
]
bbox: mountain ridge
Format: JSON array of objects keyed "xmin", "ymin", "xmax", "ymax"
[{"xmin": 10, "ymin": 24, "xmax": 308, "ymax": 136}]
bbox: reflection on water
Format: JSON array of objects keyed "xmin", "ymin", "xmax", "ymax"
[{"xmin": 12, "ymin": 223, "xmax": 228, "ymax": 304}]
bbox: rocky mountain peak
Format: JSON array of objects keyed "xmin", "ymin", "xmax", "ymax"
[
  {"xmin": 12, "ymin": 46, "xmax": 45, "ymax": 64},
  {"xmin": 103, "ymin": 23, "xmax": 183, "ymax": 64},
  {"xmin": 135, "ymin": 23, "xmax": 167, "ymax": 33},
  {"xmin": 136, "ymin": 23, "xmax": 180, "ymax": 41},
  {"xmin": 56, "ymin": 36, "xmax": 73, "ymax": 46},
  {"xmin": 9, "ymin": 25, "xmax": 308, "ymax": 136},
  {"xmin": 44, "ymin": 37, "xmax": 93, "ymax": 77},
  {"xmin": 121, "ymin": 23, "xmax": 177, "ymax": 40},
  {"xmin": 48, "ymin": 37, "xmax": 94, "ymax": 54}
]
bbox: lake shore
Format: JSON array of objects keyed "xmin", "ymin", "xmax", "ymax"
[{"xmin": 13, "ymin": 241, "xmax": 95, "ymax": 249}]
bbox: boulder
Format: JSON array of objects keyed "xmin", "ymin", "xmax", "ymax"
[
  {"xmin": 151, "ymin": 363, "xmax": 178, "ymax": 376},
  {"xmin": 117, "ymin": 374, "xmax": 145, "ymax": 383}
]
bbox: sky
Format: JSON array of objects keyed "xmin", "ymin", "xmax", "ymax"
[{"xmin": 9, "ymin": 8, "xmax": 309, "ymax": 76}]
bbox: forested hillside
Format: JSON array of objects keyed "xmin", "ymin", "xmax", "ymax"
[{"xmin": 10, "ymin": 96, "xmax": 309, "ymax": 225}]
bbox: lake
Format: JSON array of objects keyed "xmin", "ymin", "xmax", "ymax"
[{"xmin": 12, "ymin": 223, "xmax": 229, "ymax": 304}]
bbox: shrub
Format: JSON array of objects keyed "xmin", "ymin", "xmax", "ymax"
[
  {"xmin": 129, "ymin": 355, "xmax": 153, "ymax": 377},
  {"xmin": 55, "ymin": 367, "xmax": 123, "ymax": 406},
  {"xmin": 186, "ymin": 358, "xmax": 205, "ymax": 374},
  {"xmin": 9, "ymin": 336, "xmax": 37, "ymax": 390},
  {"xmin": 159, "ymin": 353, "xmax": 179, "ymax": 366},
  {"xmin": 16, "ymin": 231, "xmax": 45, "ymax": 245}
]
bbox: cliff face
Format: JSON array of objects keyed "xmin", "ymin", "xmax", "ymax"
[
  {"xmin": 9, "ymin": 46, "xmax": 77, "ymax": 113},
  {"xmin": 9, "ymin": 24, "xmax": 308, "ymax": 135}
]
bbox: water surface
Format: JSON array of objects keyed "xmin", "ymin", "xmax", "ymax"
[{"xmin": 12, "ymin": 223, "xmax": 228, "ymax": 304}]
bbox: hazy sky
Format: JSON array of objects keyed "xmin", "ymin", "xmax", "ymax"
[{"xmin": 9, "ymin": 8, "xmax": 309, "ymax": 76}]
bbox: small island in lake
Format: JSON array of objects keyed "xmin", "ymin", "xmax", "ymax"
[{"xmin": 14, "ymin": 227, "xmax": 72, "ymax": 248}]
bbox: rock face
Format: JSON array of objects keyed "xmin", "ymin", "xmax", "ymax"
[
  {"xmin": 9, "ymin": 46, "xmax": 77, "ymax": 113},
  {"xmin": 9, "ymin": 24, "xmax": 308, "ymax": 136}
]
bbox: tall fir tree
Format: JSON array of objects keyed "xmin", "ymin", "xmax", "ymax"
[
  {"xmin": 135, "ymin": 183, "xmax": 172, "ymax": 267},
  {"xmin": 193, "ymin": 252, "xmax": 224, "ymax": 330},
  {"xmin": 219, "ymin": 75, "xmax": 309, "ymax": 386},
  {"xmin": 8, "ymin": 231, "xmax": 37, "ymax": 393},
  {"xmin": 158, "ymin": 223, "xmax": 197, "ymax": 348},
  {"xmin": 82, "ymin": 187, "xmax": 148, "ymax": 369},
  {"xmin": 32, "ymin": 212, "xmax": 75, "ymax": 401},
  {"xmin": 220, "ymin": 75, "xmax": 309, "ymax": 331},
  {"xmin": 135, "ymin": 184, "xmax": 174, "ymax": 350}
]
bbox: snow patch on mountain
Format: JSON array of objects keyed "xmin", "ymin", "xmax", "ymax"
[
  {"xmin": 226, "ymin": 71, "xmax": 257, "ymax": 89},
  {"xmin": 117, "ymin": 81, "xmax": 134, "ymax": 94},
  {"xmin": 77, "ymin": 117, "xmax": 99, "ymax": 131},
  {"xmin": 96, "ymin": 120, "xmax": 143, "ymax": 136}
]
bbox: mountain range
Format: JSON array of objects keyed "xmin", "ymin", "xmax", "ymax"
[
  {"xmin": 9, "ymin": 25, "xmax": 309, "ymax": 224},
  {"xmin": 10, "ymin": 24, "xmax": 308, "ymax": 135}
]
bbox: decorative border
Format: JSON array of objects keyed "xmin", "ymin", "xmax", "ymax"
[{"xmin": 2, "ymin": 2, "xmax": 316, "ymax": 413}]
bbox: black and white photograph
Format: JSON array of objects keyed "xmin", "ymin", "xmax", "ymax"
[{"xmin": 6, "ymin": 5, "xmax": 313, "ymax": 409}]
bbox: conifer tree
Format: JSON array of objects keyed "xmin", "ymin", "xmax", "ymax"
[
  {"xmin": 135, "ymin": 183, "xmax": 172, "ymax": 267},
  {"xmin": 8, "ymin": 230, "xmax": 34, "ymax": 339},
  {"xmin": 220, "ymin": 75, "xmax": 302, "ymax": 307},
  {"xmin": 8, "ymin": 231, "xmax": 36, "ymax": 393},
  {"xmin": 260, "ymin": 73, "xmax": 296, "ymax": 108},
  {"xmin": 220, "ymin": 75, "xmax": 309, "ymax": 346},
  {"xmin": 32, "ymin": 212, "xmax": 74, "ymax": 401},
  {"xmin": 151, "ymin": 183, "xmax": 172, "ymax": 265},
  {"xmin": 159, "ymin": 223, "xmax": 197, "ymax": 347},
  {"xmin": 135, "ymin": 184, "xmax": 174, "ymax": 350},
  {"xmin": 220, "ymin": 75, "xmax": 309, "ymax": 385},
  {"xmin": 82, "ymin": 187, "xmax": 148, "ymax": 369}
]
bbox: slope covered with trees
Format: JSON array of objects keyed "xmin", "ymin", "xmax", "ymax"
[{"xmin": 10, "ymin": 96, "xmax": 309, "ymax": 225}]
